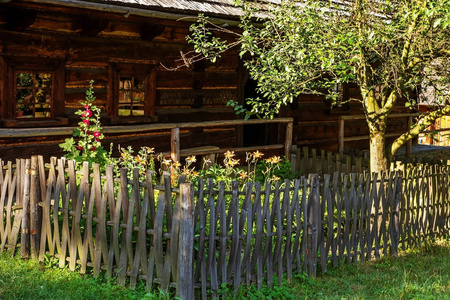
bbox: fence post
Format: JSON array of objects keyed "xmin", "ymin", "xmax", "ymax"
[
  {"xmin": 284, "ymin": 121, "xmax": 293, "ymax": 160},
  {"xmin": 306, "ymin": 174, "xmax": 321, "ymax": 277},
  {"xmin": 171, "ymin": 127, "xmax": 180, "ymax": 163},
  {"xmin": 176, "ymin": 183, "xmax": 195, "ymax": 300}
]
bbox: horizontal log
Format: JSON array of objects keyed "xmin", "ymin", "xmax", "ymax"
[
  {"xmin": 343, "ymin": 132, "xmax": 409, "ymax": 142},
  {"xmin": 340, "ymin": 113, "xmax": 420, "ymax": 121},
  {"xmin": 0, "ymin": 117, "xmax": 293, "ymax": 138}
]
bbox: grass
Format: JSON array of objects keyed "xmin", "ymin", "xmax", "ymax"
[
  {"xmin": 0, "ymin": 238, "xmax": 449, "ymax": 300},
  {"xmin": 229, "ymin": 238, "xmax": 450, "ymax": 300},
  {"xmin": 0, "ymin": 254, "xmax": 171, "ymax": 300}
]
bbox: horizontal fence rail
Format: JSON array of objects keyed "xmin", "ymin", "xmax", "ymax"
[{"xmin": 1, "ymin": 156, "xmax": 449, "ymax": 299}]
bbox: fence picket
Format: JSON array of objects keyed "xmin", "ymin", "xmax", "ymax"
[
  {"xmin": 59, "ymin": 159, "xmax": 72, "ymax": 268},
  {"xmin": 206, "ymin": 178, "xmax": 219, "ymax": 298},
  {"xmin": 217, "ymin": 181, "xmax": 227, "ymax": 298},
  {"xmin": 289, "ymin": 179, "xmax": 302, "ymax": 274}
]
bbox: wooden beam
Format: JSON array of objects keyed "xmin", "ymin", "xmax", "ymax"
[{"xmin": 0, "ymin": 117, "xmax": 294, "ymax": 137}]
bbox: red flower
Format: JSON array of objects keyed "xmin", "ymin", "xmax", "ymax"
[
  {"xmin": 77, "ymin": 146, "xmax": 82, "ymax": 151},
  {"xmin": 91, "ymin": 146, "xmax": 96, "ymax": 151},
  {"xmin": 84, "ymin": 104, "xmax": 90, "ymax": 109},
  {"xmin": 83, "ymin": 119, "xmax": 90, "ymax": 125},
  {"xmin": 93, "ymin": 131, "xmax": 101, "ymax": 138},
  {"xmin": 96, "ymin": 138, "xmax": 100, "ymax": 142},
  {"xmin": 84, "ymin": 110, "xmax": 92, "ymax": 117}
]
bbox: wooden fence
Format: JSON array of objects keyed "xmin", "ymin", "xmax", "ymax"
[
  {"xmin": 291, "ymin": 146, "xmax": 450, "ymax": 176},
  {"xmin": 1, "ymin": 156, "xmax": 449, "ymax": 299}
]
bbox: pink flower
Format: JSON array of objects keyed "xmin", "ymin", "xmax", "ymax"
[
  {"xmin": 83, "ymin": 119, "xmax": 90, "ymax": 125},
  {"xmin": 77, "ymin": 146, "xmax": 82, "ymax": 151},
  {"xmin": 93, "ymin": 131, "xmax": 101, "ymax": 138},
  {"xmin": 84, "ymin": 110, "xmax": 92, "ymax": 117}
]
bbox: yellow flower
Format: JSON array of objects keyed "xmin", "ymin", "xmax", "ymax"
[
  {"xmin": 186, "ymin": 155, "xmax": 197, "ymax": 164},
  {"xmin": 239, "ymin": 171, "xmax": 248, "ymax": 179},
  {"xmin": 253, "ymin": 150, "xmax": 264, "ymax": 159},
  {"xmin": 144, "ymin": 147, "xmax": 155, "ymax": 154},
  {"xmin": 224, "ymin": 150, "xmax": 235, "ymax": 158},
  {"xmin": 182, "ymin": 166, "xmax": 190, "ymax": 175},
  {"xmin": 173, "ymin": 161, "xmax": 181, "ymax": 169},
  {"xmin": 162, "ymin": 159, "xmax": 171, "ymax": 166},
  {"xmin": 192, "ymin": 171, "xmax": 199, "ymax": 177},
  {"xmin": 230, "ymin": 159, "xmax": 240, "ymax": 167},
  {"xmin": 272, "ymin": 175, "xmax": 280, "ymax": 181},
  {"xmin": 270, "ymin": 156, "xmax": 281, "ymax": 164}
]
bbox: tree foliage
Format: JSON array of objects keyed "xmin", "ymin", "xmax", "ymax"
[{"xmin": 186, "ymin": 0, "xmax": 450, "ymax": 172}]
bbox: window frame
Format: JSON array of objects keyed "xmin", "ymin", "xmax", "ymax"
[
  {"xmin": 108, "ymin": 62, "xmax": 157, "ymax": 124},
  {"xmin": 0, "ymin": 55, "xmax": 66, "ymax": 127}
]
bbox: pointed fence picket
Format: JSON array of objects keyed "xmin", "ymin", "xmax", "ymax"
[{"xmin": 0, "ymin": 156, "xmax": 449, "ymax": 299}]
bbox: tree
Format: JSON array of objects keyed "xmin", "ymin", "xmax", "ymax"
[{"xmin": 185, "ymin": 0, "xmax": 450, "ymax": 173}]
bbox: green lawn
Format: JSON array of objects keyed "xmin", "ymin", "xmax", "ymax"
[{"xmin": 1, "ymin": 238, "xmax": 449, "ymax": 300}]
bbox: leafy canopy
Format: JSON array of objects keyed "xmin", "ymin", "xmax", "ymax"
[{"xmin": 187, "ymin": 0, "xmax": 450, "ymax": 120}]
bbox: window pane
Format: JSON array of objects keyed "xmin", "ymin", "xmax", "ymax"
[
  {"xmin": 35, "ymin": 89, "xmax": 52, "ymax": 103},
  {"xmin": 16, "ymin": 89, "xmax": 33, "ymax": 103},
  {"xmin": 35, "ymin": 73, "xmax": 52, "ymax": 88},
  {"xmin": 120, "ymin": 77, "xmax": 132, "ymax": 90},
  {"xmin": 132, "ymin": 91, "xmax": 145, "ymax": 103},
  {"xmin": 133, "ymin": 77, "xmax": 145, "ymax": 90},
  {"xmin": 16, "ymin": 73, "xmax": 33, "ymax": 87},
  {"xmin": 132, "ymin": 108, "xmax": 144, "ymax": 116},
  {"xmin": 35, "ymin": 103, "xmax": 51, "ymax": 118},
  {"xmin": 119, "ymin": 90, "xmax": 132, "ymax": 103},
  {"xmin": 118, "ymin": 104, "xmax": 131, "ymax": 116}
]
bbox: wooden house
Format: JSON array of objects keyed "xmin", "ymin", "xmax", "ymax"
[{"xmin": 0, "ymin": 0, "xmax": 412, "ymax": 161}]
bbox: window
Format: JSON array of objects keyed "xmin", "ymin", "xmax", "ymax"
[
  {"xmin": 108, "ymin": 62, "xmax": 157, "ymax": 124},
  {"xmin": 0, "ymin": 55, "xmax": 66, "ymax": 127},
  {"xmin": 118, "ymin": 76, "xmax": 146, "ymax": 116},
  {"xmin": 15, "ymin": 72, "xmax": 52, "ymax": 119}
]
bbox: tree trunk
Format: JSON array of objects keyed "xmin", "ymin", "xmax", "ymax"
[{"xmin": 369, "ymin": 128, "xmax": 388, "ymax": 174}]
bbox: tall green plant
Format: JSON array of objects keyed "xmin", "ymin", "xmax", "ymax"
[{"xmin": 59, "ymin": 80, "xmax": 109, "ymax": 168}]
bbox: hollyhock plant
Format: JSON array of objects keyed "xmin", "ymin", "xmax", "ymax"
[{"xmin": 59, "ymin": 80, "xmax": 109, "ymax": 169}]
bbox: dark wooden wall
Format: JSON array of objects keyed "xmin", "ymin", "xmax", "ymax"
[{"xmin": 0, "ymin": 2, "xmax": 242, "ymax": 160}]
